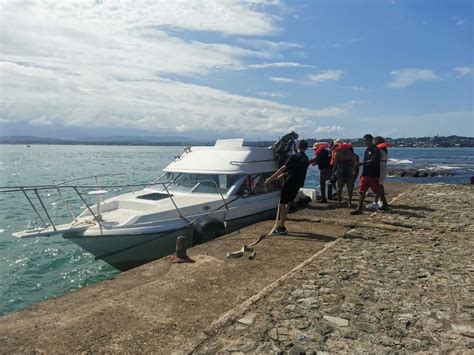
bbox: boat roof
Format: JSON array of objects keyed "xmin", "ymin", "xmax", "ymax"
[{"xmin": 164, "ymin": 139, "xmax": 278, "ymax": 175}]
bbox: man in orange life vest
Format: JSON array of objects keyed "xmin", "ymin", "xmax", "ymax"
[
  {"xmin": 369, "ymin": 136, "xmax": 389, "ymax": 209},
  {"xmin": 309, "ymin": 142, "xmax": 332, "ymax": 203}
]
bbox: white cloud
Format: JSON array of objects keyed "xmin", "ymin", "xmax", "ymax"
[
  {"xmin": 268, "ymin": 76, "xmax": 297, "ymax": 83},
  {"xmin": 2, "ymin": 2, "xmax": 269, "ymax": 80},
  {"xmin": 313, "ymin": 106, "xmax": 345, "ymax": 117},
  {"xmin": 257, "ymin": 91, "xmax": 286, "ymax": 97},
  {"xmin": 315, "ymin": 126, "xmax": 344, "ymax": 134},
  {"xmin": 39, "ymin": 0, "xmax": 282, "ymax": 36},
  {"xmin": 237, "ymin": 39, "xmax": 303, "ymax": 54},
  {"xmin": 309, "ymin": 70, "xmax": 343, "ymax": 82},
  {"xmin": 245, "ymin": 62, "xmax": 312, "ymax": 69},
  {"xmin": 29, "ymin": 117, "xmax": 53, "ymax": 126},
  {"xmin": 1, "ymin": 61, "xmax": 349, "ymax": 136},
  {"xmin": 0, "ymin": 1, "xmax": 355, "ymax": 137},
  {"xmin": 388, "ymin": 69, "xmax": 440, "ymax": 88},
  {"xmin": 454, "ymin": 66, "xmax": 473, "ymax": 77},
  {"xmin": 348, "ymin": 86, "xmax": 367, "ymax": 91}
]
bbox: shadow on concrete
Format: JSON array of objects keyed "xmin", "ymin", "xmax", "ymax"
[
  {"xmin": 284, "ymin": 232, "xmax": 337, "ymax": 242},
  {"xmin": 390, "ymin": 204, "xmax": 436, "ymax": 212},
  {"xmin": 303, "ymin": 204, "xmax": 340, "ymax": 211},
  {"xmin": 342, "ymin": 234, "xmax": 368, "ymax": 241}
]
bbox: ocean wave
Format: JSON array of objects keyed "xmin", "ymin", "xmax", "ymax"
[
  {"xmin": 388, "ymin": 158, "xmax": 413, "ymax": 164},
  {"xmin": 428, "ymin": 165, "xmax": 461, "ymax": 171}
]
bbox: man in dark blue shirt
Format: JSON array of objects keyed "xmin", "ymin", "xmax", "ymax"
[
  {"xmin": 266, "ymin": 140, "xmax": 309, "ymax": 234},
  {"xmin": 351, "ymin": 134, "xmax": 389, "ymax": 215}
]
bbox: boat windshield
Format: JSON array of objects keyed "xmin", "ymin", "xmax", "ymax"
[{"xmin": 158, "ymin": 173, "xmax": 244, "ymax": 194}]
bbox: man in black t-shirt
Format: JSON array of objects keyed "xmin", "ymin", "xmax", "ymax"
[
  {"xmin": 265, "ymin": 140, "xmax": 309, "ymax": 235},
  {"xmin": 351, "ymin": 134, "xmax": 389, "ymax": 215}
]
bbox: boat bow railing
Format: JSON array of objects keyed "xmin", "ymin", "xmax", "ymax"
[{"xmin": 0, "ymin": 175, "xmax": 231, "ymax": 236}]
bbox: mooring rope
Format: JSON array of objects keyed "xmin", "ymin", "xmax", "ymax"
[{"xmin": 226, "ymin": 202, "xmax": 281, "ymax": 258}]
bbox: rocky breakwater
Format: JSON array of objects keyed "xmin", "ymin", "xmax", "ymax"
[
  {"xmin": 388, "ymin": 168, "xmax": 455, "ymax": 178},
  {"xmin": 192, "ymin": 184, "xmax": 474, "ymax": 353}
]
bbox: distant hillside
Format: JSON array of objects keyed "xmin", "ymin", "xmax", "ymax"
[
  {"xmin": 0, "ymin": 135, "xmax": 211, "ymax": 146},
  {"xmin": 0, "ymin": 135, "xmax": 74, "ymax": 144},
  {"xmin": 1, "ymin": 135, "xmax": 472, "ymax": 147},
  {"xmin": 76, "ymin": 135, "xmax": 207, "ymax": 144}
]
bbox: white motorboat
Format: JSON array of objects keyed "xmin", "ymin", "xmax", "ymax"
[{"xmin": 2, "ymin": 139, "xmax": 288, "ymax": 270}]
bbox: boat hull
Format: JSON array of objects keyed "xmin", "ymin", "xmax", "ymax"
[{"xmin": 64, "ymin": 208, "xmax": 277, "ymax": 271}]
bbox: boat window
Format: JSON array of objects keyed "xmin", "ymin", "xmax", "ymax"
[
  {"xmin": 263, "ymin": 173, "xmax": 281, "ymax": 192},
  {"xmin": 160, "ymin": 173, "xmax": 244, "ymax": 194},
  {"xmin": 237, "ymin": 173, "xmax": 281, "ymax": 196}
]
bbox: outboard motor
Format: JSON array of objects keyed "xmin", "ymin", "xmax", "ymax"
[{"xmin": 192, "ymin": 218, "xmax": 226, "ymax": 245}]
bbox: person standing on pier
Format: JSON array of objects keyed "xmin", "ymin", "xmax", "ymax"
[
  {"xmin": 350, "ymin": 146, "xmax": 360, "ymax": 191},
  {"xmin": 368, "ymin": 136, "xmax": 389, "ymax": 210},
  {"xmin": 265, "ymin": 140, "xmax": 309, "ymax": 235},
  {"xmin": 310, "ymin": 142, "xmax": 332, "ymax": 203},
  {"xmin": 332, "ymin": 142, "xmax": 356, "ymax": 207},
  {"xmin": 351, "ymin": 134, "xmax": 389, "ymax": 215}
]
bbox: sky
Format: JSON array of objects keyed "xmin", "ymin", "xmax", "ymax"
[{"xmin": 0, "ymin": 0, "xmax": 472, "ymax": 140}]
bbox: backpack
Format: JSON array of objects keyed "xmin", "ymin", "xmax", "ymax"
[{"xmin": 273, "ymin": 132, "xmax": 299, "ymax": 167}]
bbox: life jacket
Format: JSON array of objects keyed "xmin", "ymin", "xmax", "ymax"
[
  {"xmin": 333, "ymin": 143, "xmax": 353, "ymax": 153},
  {"xmin": 377, "ymin": 143, "xmax": 389, "ymax": 163},
  {"xmin": 315, "ymin": 143, "xmax": 328, "ymax": 154},
  {"xmin": 330, "ymin": 143, "xmax": 352, "ymax": 166}
]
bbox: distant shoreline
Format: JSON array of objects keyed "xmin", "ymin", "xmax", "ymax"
[
  {"xmin": 0, "ymin": 135, "xmax": 473, "ymax": 148},
  {"xmin": 1, "ymin": 143, "xmax": 473, "ymax": 148}
]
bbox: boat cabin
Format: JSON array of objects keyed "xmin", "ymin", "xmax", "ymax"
[{"xmin": 153, "ymin": 139, "xmax": 280, "ymax": 197}]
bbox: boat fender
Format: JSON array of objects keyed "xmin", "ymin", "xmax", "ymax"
[
  {"xmin": 192, "ymin": 218, "xmax": 226, "ymax": 245},
  {"xmin": 195, "ymin": 218, "xmax": 226, "ymax": 234}
]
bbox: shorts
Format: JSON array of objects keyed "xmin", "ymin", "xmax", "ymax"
[
  {"xmin": 336, "ymin": 162, "xmax": 353, "ymax": 180},
  {"xmin": 280, "ymin": 183, "xmax": 300, "ymax": 204},
  {"xmin": 359, "ymin": 176, "xmax": 380, "ymax": 194},
  {"xmin": 379, "ymin": 163, "xmax": 387, "ymax": 184}
]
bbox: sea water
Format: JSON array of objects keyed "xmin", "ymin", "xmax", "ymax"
[{"xmin": 1, "ymin": 144, "xmax": 473, "ymax": 315}]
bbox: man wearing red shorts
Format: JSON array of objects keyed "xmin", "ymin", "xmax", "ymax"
[{"xmin": 351, "ymin": 134, "xmax": 389, "ymax": 215}]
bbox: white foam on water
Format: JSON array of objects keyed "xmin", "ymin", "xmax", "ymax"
[
  {"xmin": 428, "ymin": 165, "xmax": 461, "ymax": 170},
  {"xmin": 388, "ymin": 158, "xmax": 413, "ymax": 164},
  {"xmin": 0, "ymin": 229, "xmax": 5, "ymax": 233}
]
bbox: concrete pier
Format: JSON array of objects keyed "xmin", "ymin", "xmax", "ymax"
[{"xmin": 0, "ymin": 183, "xmax": 472, "ymax": 353}]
